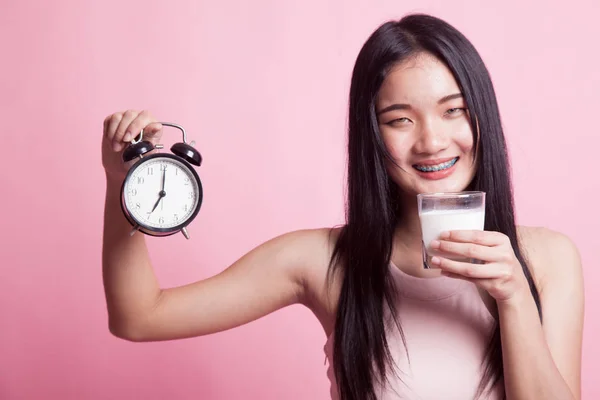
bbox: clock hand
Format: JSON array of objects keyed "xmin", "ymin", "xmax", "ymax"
[
  {"xmin": 148, "ymin": 165, "xmax": 168, "ymax": 216},
  {"xmin": 149, "ymin": 193, "xmax": 164, "ymax": 214},
  {"xmin": 149, "ymin": 168, "xmax": 167, "ymax": 215},
  {"xmin": 160, "ymin": 166, "xmax": 166, "ymax": 211}
]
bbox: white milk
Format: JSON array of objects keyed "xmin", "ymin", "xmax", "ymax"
[{"xmin": 419, "ymin": 207, "xmax": 485, "ymax": 261}]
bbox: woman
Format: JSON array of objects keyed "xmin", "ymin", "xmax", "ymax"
[{"xmin": 101, "ymin": 13, "xmax": 583, "ymax": 400}]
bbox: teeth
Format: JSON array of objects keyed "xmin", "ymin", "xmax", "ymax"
[{"xmin": 414, "ymin": 157, "xmax": 458, "ymax": 172}]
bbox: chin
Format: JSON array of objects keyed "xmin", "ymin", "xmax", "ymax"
[
  {"xmin": 428, "ymin": 184, "xmax": 469, "ymax": 194},
  {"xmin": 395, "ymin": 171, "xmax": 474, "ymax": 196}
]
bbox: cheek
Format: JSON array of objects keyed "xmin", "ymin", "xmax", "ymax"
[
  {"xmin": 381, "ymin": 131, "xmax": 410, "ymax": 162},
  {"xmin": 380, "ymin": 132, "xmax": 411, "ymax": 179},
  {"xmin": 456, "ymin": 127, "xmax": 475, "ymax": 155}
]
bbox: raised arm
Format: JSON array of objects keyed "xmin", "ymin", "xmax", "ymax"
[{"xmin": 101, "ymin": 110, "xmax": 328, "ymax": 342}]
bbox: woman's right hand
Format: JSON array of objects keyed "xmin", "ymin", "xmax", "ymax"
[{"xmin": 102, "ymin": 109, "xmax": 164, "ymax": 181}]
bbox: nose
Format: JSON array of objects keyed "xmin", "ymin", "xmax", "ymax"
[{"xmin": 413, "ymin": 119, "xmax": 450, "ymax": 155}]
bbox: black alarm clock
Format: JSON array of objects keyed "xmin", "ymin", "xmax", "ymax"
[{"xmin": 120, "ymin": 122, "xmax": 203, "ymax": 239}]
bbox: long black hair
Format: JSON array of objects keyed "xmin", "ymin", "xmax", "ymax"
[{"xmin": 327, "ymin": 13, "xmax": 542, "ymax": 400}]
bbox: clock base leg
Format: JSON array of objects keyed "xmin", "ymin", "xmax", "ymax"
[
  {"xmin": 181, "ymin": 227, "xmax": 190, "ymax": 239},
  {"xmin": 129, "ymin": 224, "xmax": 139, "ymax": 237}
]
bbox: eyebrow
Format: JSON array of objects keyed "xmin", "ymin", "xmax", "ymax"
[
  {"xmin": 376, "ymin": 93, "xmax": 463, "ymax": 116},
  {"xmin": 438, "ymin": 93, "xmax": 463, "ymax": 104}
]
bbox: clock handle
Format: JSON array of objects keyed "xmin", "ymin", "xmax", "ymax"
[
  {"xmin": 159, "ymin": 122, "xmax": 189, "ymax": 144},
  {"xmin": 158, "ymin": 122, "xmax": 203, "ymax": 167},
  {"xmin": 131, "ymin": 122, "xmax": 192, "ymax": 146},
  {"xmin": 129, "ymin": 122, "xmax": 202, "ymax": 167}
]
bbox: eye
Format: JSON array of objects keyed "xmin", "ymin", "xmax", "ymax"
[
  {"xmin": 445, "ymin": 107, "xmax": 466, "ymax": 116},
  {"xmin": 387, "ymin": 117, "xmax": 413, "ymax": 126}
]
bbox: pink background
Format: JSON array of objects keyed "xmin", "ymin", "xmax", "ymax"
[{"xmin": 1, "ymin": 0, "xmax": 598, "ymax": 399}]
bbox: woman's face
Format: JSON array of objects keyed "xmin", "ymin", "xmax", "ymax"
[{"xmin": 376, "ymin": 52, "xmax": 477, "ymax": 198}]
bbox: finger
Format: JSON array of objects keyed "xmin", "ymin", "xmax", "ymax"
[
  {"xmin": 142, "ymin": 122, "xmax": 163, "ymax": 143},
  {"xmin": 438, "ymin": 230, "xmax": 507, "ymax": 247},
  {"xmin": 431, "ymin": 256, "xmax": 509, "ymax": 279},
  {"xmin": 430, "ymin": 239, "xmax": 502, "ymax": 263},
  {"xmin": 113, "ymin": 110, "xmax": 141, "ymax": 151},
  {"xmin": 106, "ymin": 112, "xmax": 124, "ymax": 143},
  {"xmin": 128, "ymin": 111, "xmax": 162, "ymax": 144},
  {"xmin": 103, "ymin": 114, "xmax": 111, "ymax": 138}
]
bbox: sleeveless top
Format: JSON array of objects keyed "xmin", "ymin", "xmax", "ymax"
[{"xmin": 323, "ymin": 263, "xmax": 504, "ymax": 400}]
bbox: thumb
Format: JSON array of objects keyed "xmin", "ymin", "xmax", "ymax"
[{"xmin": 137, "ymin": 122, "xmax": 163, "ymax": 144}]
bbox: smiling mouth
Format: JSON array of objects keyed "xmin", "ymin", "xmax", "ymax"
[{"xmin": 413, "ymin": 157, "xmax": 459, "ymax": 172}]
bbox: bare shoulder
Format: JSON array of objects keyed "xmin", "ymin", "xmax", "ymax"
[
  {"xmin": 516, "ymin": 225, "xmax": 583, "ymax": 292},
  {"xmin": 270, "ymin": 225, "xmax": 343, "ymax": 302},
  {"xmin": 286, "ymin": 226, "xmax": 344, "ymax": 334},
  {"xmin": 516, "ymin": 227, "xmax": 584, "ymax": 397}
]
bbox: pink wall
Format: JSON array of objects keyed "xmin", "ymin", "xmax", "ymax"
[{"xmin": 1, "ymin": 1, "xmax": 598, "ymax": 399}]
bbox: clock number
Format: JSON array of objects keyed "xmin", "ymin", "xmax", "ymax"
[
  {"xmin": 147, "ymin": 167, "xmax": 154, "ymax": 175},
  {"xmin": 184, "ymin": 204, "xmax": 188, "ymax": 212},
  {"xmin": 159, "ymin": 217, "xmax": 164, "ymax": 224},
  {"xmin": 135, "ymin": 202, "xmax": 141, "ymax": 209},
  {"xmin": 130, "ymin": 188, "xmax": 138, "ymax": 196},
  {"xmin": 184, "ymin": 177, "xmax": 189, "ymax": 186},
  {"xmin": 160, "ymin": 164, "xmax": 167, "ymax": 171},
  {"xmin": 136, "ymin": 177, "xmax": 145, "ymax": 184},
  {"xmin": 188, "ymin": 192, "xmax": 194, "ymax": 199},
  {"xmin": 174, "ymin": 214, "xmax": 179, "ymax": 222}
]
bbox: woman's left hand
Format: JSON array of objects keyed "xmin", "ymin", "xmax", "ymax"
[{"xmin": 429, "ymin": 230, "xmax": 530, "ymax": 304}]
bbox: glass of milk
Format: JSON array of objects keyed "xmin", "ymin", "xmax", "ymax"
[{"xmin": 417, "ymin": 191, "xmax": 486, "ymax": 269}]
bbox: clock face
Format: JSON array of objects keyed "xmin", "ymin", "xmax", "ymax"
[{"xmin": 123, "ymin": 155, "xmax": 201, "ymax": 231}]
